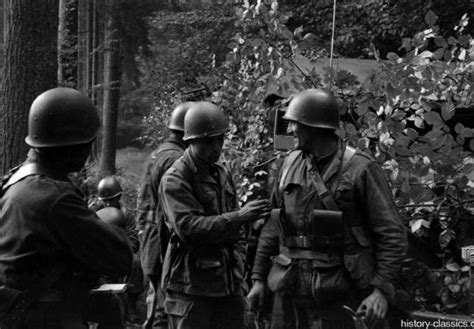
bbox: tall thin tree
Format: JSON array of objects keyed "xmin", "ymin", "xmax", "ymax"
[
  {"xmin": 100, "ymin": 0, "xmax": 121, "ymax": 176},
  {"xmin": 1, "ymin": 0, "xmax": 58, "ymax": 174},
  {"xmin": 58, "ymin": 0, "xmax": 78, "ymax": 87}
]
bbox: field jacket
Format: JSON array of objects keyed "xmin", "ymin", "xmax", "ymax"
[
  {"xmin": 159, "ymin": 148, "xmax": 246, "ymax": 297},
  {"xmin": 135, "ymin": 137, "xmax": 186, "ymax": 276},
  {"xmin": 0, "ymin": 161, "xmax": 132, "ymax": 297},
  {"xmin": 252, "ymin": 143, "xmax": 407, "ymax": 297}
]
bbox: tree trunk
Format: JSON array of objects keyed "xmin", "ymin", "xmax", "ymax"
[
  {"xmin": 1, "ymin": 0, "xmax": 58, "ymax": 174},
  {"xmin": 58, "ymin": 0, "xmax": 78, "ymax": 87},
  {"xmin": 99, "ymin": 0, "xmax": 121, "ymax": 177}
]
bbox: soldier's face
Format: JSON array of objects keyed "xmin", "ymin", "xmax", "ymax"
[
  {"xmin": 288, "ymin": 121, "xmax": 312, "ymax": 151},
  {"xmin": 191, "ymin": 134, "xmax": 225, "ymax": 164}
]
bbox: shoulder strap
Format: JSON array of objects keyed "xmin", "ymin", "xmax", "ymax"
[
  {"xmin": 278, "ymin": 151, "xmax": 302, "ymax": 194},
  {"xmin": 1, "ymin": 163, "xmax": 42, "ymax": 194},
  {"xmin": 311, "ymin": 145, "xmax": 357, "ymax": 211}
]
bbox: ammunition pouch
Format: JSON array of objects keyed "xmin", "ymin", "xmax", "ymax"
[
  {"xmin": 0, "ymin": 286, "xmax": 35, "ymax": 329},
  {"xmin": 283, "ymin": 209, "xmax": 344, "ymax": 251}
]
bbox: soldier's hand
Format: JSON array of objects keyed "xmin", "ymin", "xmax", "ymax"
[
  {"xmin": 238, "ymin": 199, "xmax": 271, "ymax": 224},
  {"xmin": 247, "ymin": 280, "xmax": 266, "ymax": 313},
  {"xmin": 356, "ymin": 288, "xmax": 387, "ymax": 329}
]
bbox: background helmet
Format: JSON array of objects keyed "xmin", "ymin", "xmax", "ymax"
[
  {"xmin": 283, "ymin": 89, "xmax": 340, "ymax": 130},
  {"xmin": 98, "ymin": 176, "xmax": 123, "ymax": 200},
  {"xmin": 97, "ymin": 207, "xmax": 126, "ymax": 228},
  {"xmin": 168, "ymin": 102, "xmax": 194, "ymax": 131},
  {"xmin": 183, "ymin": 102, "xmax": 229, "ymax": 141},
  {"xmin": 25, "ymin": 87, "xmax": 101, "ymax": 147}
]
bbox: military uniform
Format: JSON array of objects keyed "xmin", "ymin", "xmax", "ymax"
[
  {"xmin": 159, "ymin": 147, "xmax": 246, "ymax": 329},
  {"xmin": 252, "ymin": 143, "xmax": 407, "ymax": 329},
  {"xmin": 0, "ymin": 162, "xmax": 133, "ymax": 329},
  {"xmin": 136, "ymin": 136, "xmax": 186, "ymax": 328}
]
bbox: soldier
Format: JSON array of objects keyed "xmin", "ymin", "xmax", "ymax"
[
  {"xmin": 96, "ymin": 176, "xmax": 143, "ymax": 325},
  {"xmin": 247, "ymin": 89, "xmax": 407, "ymax": 329},
  {"xmin": 136, "ymin": 102, "xmax": 193, "ymax": 329},
  {"xmin": 159, "ymin": 102, "xmax": 271, "ymax": 329},
  {"xmin": 0, "ymin": 87, "xmax": 133, "ymax": 329}
]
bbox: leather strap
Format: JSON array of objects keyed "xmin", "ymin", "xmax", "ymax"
[{"xmin": 2, "ymin": 163, "xmax": 42, "ymax": 192}]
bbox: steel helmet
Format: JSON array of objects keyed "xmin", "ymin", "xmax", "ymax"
[
  {"xmin": 25, "ymin": 87, "xmax": 101, "ymax": 147},
  {"xmin": 98, "ymin": 176, "xmax": 123, "ymax": 200},
  {"xmin": 97, "ymin": 207, "xmax": 126, "ymax": 228},
  {"xmin": 168, "ymin": 102, "xmax": 194, "ymax": 131},
  {"xmin": 283, "ymin": 89, "xmax": 340, "ymax": 130},
  {"xmin": 183, "ymin": 102, "xmax": 229, "ymax": 141}
]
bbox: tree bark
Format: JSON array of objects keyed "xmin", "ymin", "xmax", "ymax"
[
  {"xmin": 100, "ymin": 0, "xmax": 121, "ymax": 177},
  {"xmin": 1, "ymin": 0, "xmax": 58, "ymax": 174},
  {"xmin": 58, "ymin": 0, "xmax": 78, "ymax": 87}
]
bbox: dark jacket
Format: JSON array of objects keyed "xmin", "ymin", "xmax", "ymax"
[
  {"xmin": 0, "ymin": 162, "xmax": 133, "ymax": 292},
  {"xmin": 135, "ymin": 137, "xmax": 186, "ymax": 276},
  {"xmin": 252, "ymin": 143, "xmax": 407, "ymax": 297},
  {"xmin": 159, "ymin": 148, "xmax": 246, "ymax": 297}
]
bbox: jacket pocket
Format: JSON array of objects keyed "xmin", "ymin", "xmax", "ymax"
[
  {"xmin": 164, "ymin": 296, "xmax": 194, "ymax": 317},
  {"xmin": 344, "ymin": 226, "xmax": 374, "ymax": 289}
]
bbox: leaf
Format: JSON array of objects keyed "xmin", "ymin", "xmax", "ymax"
[
  {"xmin": 294, "ymin": 26, "xmax": 304, "ymax": 38},
  {"xmin": 441, "ymin": 101, "xmax": 455, "ymax": 121},
  {"xmin": 461, "ymin": 266, "xmax": 470, "ymax": 272},
  {"xmin": 356, "ymin": 100, "xmax": 370, "ymax": 116},
  {"xmin": 455, "ymin": 123, "xmax": 464, "ymax": 134},
  {"xmin": 280, "ymin": 25, "xmax": 293, "ymax": 40},
  {"xmin": 420, "ymin": 51, "xmax": 433, "ymax": 59},
  {"xmin": 439, "ymin": 229, "xmax": 455, "ymax": 250},
  {"xmin": 433, "ymin": 48, "xmax": 445, "ymax": 60},
  {"xmin": 446, "ymin": 262, "xmax": 461, "ymax": 272},
  {"xmin": 448, "ymin": 284, "xmax": 461, "ymax": 294},
  {"xmin": 424, "ymin": 10, "xmax": 438, "ymax": 27},
  {"xmin": 424, "ymin": 111, "xmax": 443, "ymax": 126},
  {"xmin": 434, "ymin": 36, "xmax": 448, "ymax": 49},
  {"xmin": 271, "ymin": 1, "xmax": 278, "ymax": 11},
  {"xmin": 387, "ymin": 52, "xmax": 400, "ymax": 62}
]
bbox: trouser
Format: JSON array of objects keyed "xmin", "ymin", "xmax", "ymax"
[
  {"xmin": 164, "ymin": 290, "xmax": 245, "ymax": 329},
  {"xmin": 143, "ymin": 274, "xmax": 168, "ymax": 329},
  {"xmin": 270, "ymin": 293, "xmax": 355, "ymax": 329}
]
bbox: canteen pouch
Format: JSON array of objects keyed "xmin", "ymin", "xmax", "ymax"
[
  {"xmin": 267, "ymin": 253, "xmax": 297, "ymax": 293},
  {"xmin": 0, "ymin": 286, "xmax": 35, "ymax": 329}
]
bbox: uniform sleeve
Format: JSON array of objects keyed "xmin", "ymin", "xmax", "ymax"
[
  {"xmin": 356, "ymin": 161, "xmax": 408, "ymax": 295},
  {"xmin": 135, "ymin": 158, "xmax": 153, "ymax": 231},
  {"xmin": 49, "ymin": 191, "xmax": 133, "ymax": 277},
  {"xmin": 125, "ymin": 210, "xmax": 140, "ymax": 253},
  {"xmin": 251, "ymin": 174, "xmax": 282, "ymax": 282},
  {"xmin": 159, "ymin": 170, "xmax": 242, "ymax": 246}
]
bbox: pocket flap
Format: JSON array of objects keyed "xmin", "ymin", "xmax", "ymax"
[
  {"xmin": 350, "ymin": 226, "xmax": 371, "ymax": 247},
  {"xmin": 164, "ymin": 297, "xmax": 194, "ymax": 317},
  {"xmin": 271, "ymin": 253, "xmax": 292, "ymax": 267}
]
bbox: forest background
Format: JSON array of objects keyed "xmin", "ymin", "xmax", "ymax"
[{"xmin": 0, "ymin": 0, "xmax": 473, "ymax": 318}]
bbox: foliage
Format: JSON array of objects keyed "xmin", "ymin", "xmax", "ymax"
[
  {"xmin": 287, "ymin": 0, "xmax": 473, "ymax": 59},
  {"xmin": 137, "ymin": 0, "xmax": 473, "ymax": 311},
  {"xmin": 396, "ymin": 260, "xmax": 470, "ymax": 313},
  {"xmin": 340, "ymin": 12, "xmax": 474, "ymax": 312},
  {"xmin": 134, "ymin": 4, "xmax": 236, "ymax": 148}
]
